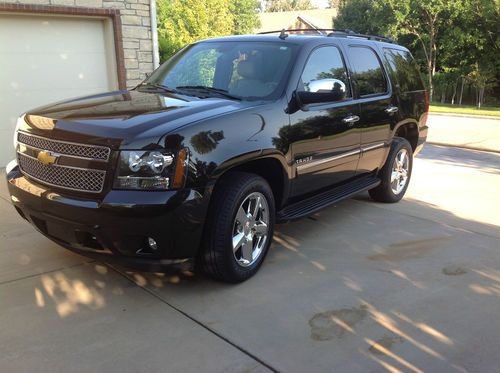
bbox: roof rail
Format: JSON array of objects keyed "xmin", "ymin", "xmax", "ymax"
[
  {"xmin": 330, "ymin": 30, "xmax": 394, "ymax": 43},
  {"xmin": 257, "ymin": 28, "xmax": 394, "ymax": 43},
  {"xmin": 258, "ymin": 28, "xmax": 349, "ymax": 35}
]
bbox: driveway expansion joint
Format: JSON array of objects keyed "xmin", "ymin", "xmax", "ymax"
[
  {"xmin": 108, "ymin": 264, "xmax": 280, "ymax": 373},
  {"xmin": 0, "ymin": 260, "xmax": 95, "ymax": 287}
]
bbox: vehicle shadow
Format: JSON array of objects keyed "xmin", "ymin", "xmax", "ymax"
[
  {"xmin": 110, "ymin": 196, "xmax": 499, "ymax": 371},
  {"xmin": 3, "ymin": 151, "xmax": 500, "ymax": 371},
  {"xmin": 5, "ymin": 190, "xmax": 498, "ymax": 372},
  {"xmin": 418, "ymin": 144, "xmax": 500, "ymax": 175},
  {"xmin": 118, "ymin": 194, "xmax": 500, "ymax": 287}
]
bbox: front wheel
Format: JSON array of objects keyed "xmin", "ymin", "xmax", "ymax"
[
  {"xmin": 201, "ymin": 172, "xmax": 275, "ymax": 283},
  {"xmin": 369, "ymin": 137, "xmax": 413, "ymax": 203}
]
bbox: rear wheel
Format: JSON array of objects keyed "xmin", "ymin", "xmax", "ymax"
[
  {"xmin": 201, "ymin": 172, "xmax": 275, "ymax": 283},
  {"xmin": 369, "ymin": 137, "xmax": 413, "ymax": 203}
]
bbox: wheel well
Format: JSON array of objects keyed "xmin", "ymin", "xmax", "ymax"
[
  {"xmin": 395, "ymin": 123, "xmax": 419, "ymax": 151},
  {"xmin": 222, "ymin": 158, "xmax": 286, "ymax": 209}
]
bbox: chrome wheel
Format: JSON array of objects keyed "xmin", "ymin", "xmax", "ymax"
[
  {"xmin": 391, "ymin": 148, "xmax": 410, "ymax": 195},
  {"xmin": 232, "ymin": 192, "xmax": 269, "ymax": 267}
]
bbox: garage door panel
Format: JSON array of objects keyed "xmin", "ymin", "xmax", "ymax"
[
  {"xmin": 2, "ymin": 53, "xmax": 110, "ymax": 90},
  {"xmin": 0, "ymin": 130, "xmax": 15, "ymax": 164},
  {"xmin": 0, "ymin": 13, "xmax": 118, "ymax": 166},
  {"xmin": 0, "ymin": 16, "xmax": 107, "ymax": 54}
]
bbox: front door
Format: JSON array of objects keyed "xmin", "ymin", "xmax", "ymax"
[{"xmin": 288, "ymin": 45, "xmax": 361, "ymax": 197}]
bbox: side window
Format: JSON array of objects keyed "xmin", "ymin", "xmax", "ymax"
[
  {"xmin": 383, "ymin": 48, "xmax": 424, "ymax": 92},
  {"xmin": 347, "ymin": 46, "xmax": 387, "ymax": 97},
  {"xmin": 299, "ymin": 46, "xmax": 351, "ymax": 100}
]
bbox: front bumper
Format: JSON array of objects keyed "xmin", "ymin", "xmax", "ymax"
[{"xmin": 6, "ymin": 163, "xmax": 209, "ymax": 271}]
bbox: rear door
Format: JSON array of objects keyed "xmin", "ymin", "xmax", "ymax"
[
  {"xmin": 289, "ymin": 45, "xmax": 361, "ymax": 197},
  {"xmin": 345, "ymin": 44, "xmax": 398, "ymax": 174}
]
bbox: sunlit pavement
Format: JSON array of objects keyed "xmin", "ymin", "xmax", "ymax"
[
  {"xmin": 1, "ymin": 144, "xmax": 499, "ymax": 372},
  {"xmin": 427, "ymin": 114, "xmax": 500, "ymax": 153}
]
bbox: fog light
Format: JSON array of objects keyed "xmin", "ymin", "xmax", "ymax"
[{"xmin": 147, "ymin": 237, "xmax": 158, "ymax": 250}]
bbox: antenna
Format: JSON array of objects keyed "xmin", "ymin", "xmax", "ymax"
[{"xmin": 279, "ymin": 29, "xmax": 288, "ymax": 40}]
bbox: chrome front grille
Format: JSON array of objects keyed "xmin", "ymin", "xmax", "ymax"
[
  {"xmin": 18, "ymin": 154, "xmax": 106, "ymax": 192},
  {"xmin": 17, "ymin": 132, "xmax": 110, "ymax": 193},
  {"xmin": 17, "ymin": 132, "xmax": 110, "ymax": 160}
]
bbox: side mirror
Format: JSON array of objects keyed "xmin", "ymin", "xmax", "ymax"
[{"xmin": 297, "ymin": 78, "xmax": 347, "ymax": 105}]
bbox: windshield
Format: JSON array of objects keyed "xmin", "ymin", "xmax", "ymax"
[{"xmin": 142, "ymin": 41, "xmax": 298, "ymax": 100}]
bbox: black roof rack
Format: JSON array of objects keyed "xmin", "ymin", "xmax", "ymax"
[{"xmin": 257, "ymin": 28, "xmax": 394, "ymax": 43}]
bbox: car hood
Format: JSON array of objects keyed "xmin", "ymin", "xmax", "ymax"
[{"xmin": 20, "ymin": 90, "xmax": 255, "ymax": 149}]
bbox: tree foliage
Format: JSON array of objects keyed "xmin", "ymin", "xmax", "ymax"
[
  {"xmin": 334, "ymin": 0, "xmax": 499, "ymax": 106},
  {"xmin": 334, "ymin": 0, "xmax": 391, "ymax": 35},
  {"xmin": 264, "ymin": 0, "xmax": 315, "ymax": 12},
  {"xmin": 231, "ymin": 0, "xmax": 262, "ymax": 35},
  {"xmin": 157, "ymin": 0, "xmax": 260, "ymax": 62}
]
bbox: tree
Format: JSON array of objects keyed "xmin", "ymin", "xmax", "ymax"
[
  {"xmin": 433, "ymin": 69, "xmax": 460, "ymax": 103},
  {"xmin": 467, "ymin": 62, "xmax": 497, "ymax": 108},
  {"xmin": 334, "ymin": 0, "xmax": 391, "ymax": 35},
  {"xmin": 264, "ymin": 0, "xmax": 315, "ymax": 12},
  {"xmin": 157, "ymin": 0, "xmax": 234, "ymax": 62},
  {"xmin": 157, "ymin": 0, "xmax": 261, "ymax": 62},
  {"xmin": 328, "ymin": 0, "xmax": 344, "ymax": 9},
  {"xmin": 386, "ymin": 0, "xmax": 463, "ymax": 101},
  {"xmin": 231, "ymin": 0, "xmax": 261, "ymax": 35},
  {"xmin": 335, "ymin": 0, "xmax": 468, "ymax": 101},
  {"xmin": 440, "ymin": 0, "xmax": 499, "ymax": 107}
]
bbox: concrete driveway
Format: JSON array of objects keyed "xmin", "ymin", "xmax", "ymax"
[{"xmin": 1, "ymin": 144, "xmax": 499, "ymax": 373}]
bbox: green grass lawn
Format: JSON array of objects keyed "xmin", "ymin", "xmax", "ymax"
[{"xmin": 429, "ymin": 103, "xmax": 500, "ymax": 117}]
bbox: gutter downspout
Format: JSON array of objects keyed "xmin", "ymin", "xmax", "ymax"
[{"xmin": 150, "ymin": 0, "xmax": 160, "ymax": 69}]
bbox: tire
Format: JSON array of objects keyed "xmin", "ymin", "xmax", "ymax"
[
  {"xmin": 201, "ymin": 172, "xmax": 275, "ymax": 283},
  {"xmin": 369, "ymin": 137, "xmax": 413, "ymax": 203}
]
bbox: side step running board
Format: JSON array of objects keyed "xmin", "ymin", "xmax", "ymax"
[{"xmin": 277, "ymin": 176, "xmax": 380, "ymax": 222}]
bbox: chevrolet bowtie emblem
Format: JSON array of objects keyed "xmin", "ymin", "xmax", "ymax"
[{"xmin": 37, "ymin": 150, "xmax": 58, "ymax": 166}]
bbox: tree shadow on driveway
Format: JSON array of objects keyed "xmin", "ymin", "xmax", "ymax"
[{"xmin": 114, "ymin": 196, "xmax": 500, "ymax": 372}]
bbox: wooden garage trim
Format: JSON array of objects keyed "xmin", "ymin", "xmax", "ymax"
[{"xmin": 0, "ymin": 3, "xmax": 126, "ymax": 90}]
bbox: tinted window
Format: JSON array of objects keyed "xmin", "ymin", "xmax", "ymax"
[
  {"xmin": 145, "ymin": 42, "xmax": 297, "ymax": 100},
  {"xmin": 348, "ymin": 46, "xmax": 387, "ymax": 96},
  {"xmin": 299, "ymin": 46, "xmax": 351, "ymax": 98},
  {"xmin": 383, "ymin": 48, "xmax": 424, "ymax": 92}
]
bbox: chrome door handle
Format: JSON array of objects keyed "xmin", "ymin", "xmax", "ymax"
[
  {"xmin": 342, "ymin": 115, "xmax": 360, "ymax": 125},
  {"xmin": 385, "ymin": 106, "xmax": 399, "ymax": 114}
]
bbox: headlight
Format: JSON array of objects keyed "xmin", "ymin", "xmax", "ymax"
[
  {"xmin": 113, "ymin": 148, "xmax": 189, "ymax": 190},
  {"xmin": 13, "ymin": 115, "xmax": 25, "ymax": 149}
]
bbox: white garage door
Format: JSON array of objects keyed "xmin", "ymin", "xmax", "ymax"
[{"xmin": 0, "ymin": 13, "xmax": 118, "ymax": 166}]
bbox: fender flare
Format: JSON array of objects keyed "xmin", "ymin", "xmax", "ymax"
[{"xmin": 207, "ymin": 149, "xmax": 291, "ymax": 208}]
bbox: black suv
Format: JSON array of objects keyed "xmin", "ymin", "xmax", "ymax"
[{"xmin": 6, "ymin": 31, "xmax": 428, "ymax": 282}]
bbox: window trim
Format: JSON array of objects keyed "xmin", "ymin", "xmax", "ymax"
[
  {"xmin": 347, "ymin": 44, "xmax": 391, "ymax": 99},
  {"xmin": 296, "ymin": 44, "xmax": 354, "ymax": 104}
]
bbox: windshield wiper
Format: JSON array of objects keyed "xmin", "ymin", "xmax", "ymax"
[
  {"xmin": 138, "ymin": 83, "xmax": 179, "ymax": 94},
  {"xmin": 175, "ymin": 85, "xmax": 241, "ymax": 100}
]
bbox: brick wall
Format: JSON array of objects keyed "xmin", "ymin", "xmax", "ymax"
[{"xmin": 2, "ymin": 0, "xmax": 155, "ymax": 88}]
